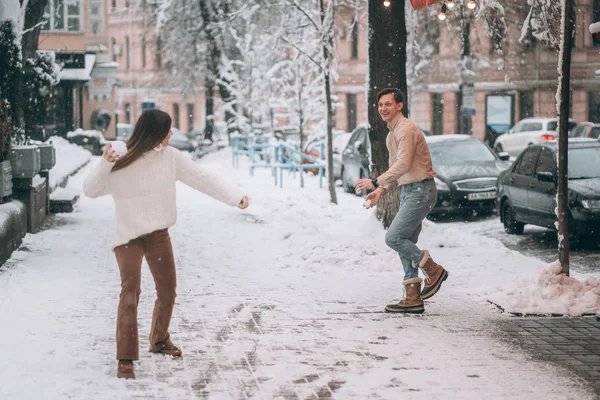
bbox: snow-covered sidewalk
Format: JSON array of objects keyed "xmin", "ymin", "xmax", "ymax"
[{"xmin": 0, "ymin": 149, "xmax": 596, "ymax": 399}]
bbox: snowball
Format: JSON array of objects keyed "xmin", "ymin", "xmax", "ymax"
[
  {"xmin": 111, "ymin": 140, "xmax": 128, "ymax": 156},
  {"xmin": 363, "ymin": 199, "xmax": 372, "ymax": 209},
  {"xmin": 589, "ymin": 22, "xmax": 600, "ymax": 35}
]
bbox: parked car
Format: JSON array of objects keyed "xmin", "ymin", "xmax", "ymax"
[
  {"xmin": 427, "ymin": 135, "xmax": 511, "ymax": 217},
  {"xmin": 497, "ymin": 138, "xmax": 600, "ymax": 245},
  {"xmin": 341, "ymin": 125, "xmax": 371, "ymax": 194},
  {"xmin": 302, "ymin": 131, "xmax": 351, "ymax": 179},
  {"xmin": 274, "ymin": 126, "xmax": 301, "ymax": 148},
  {"xmin": 67, "ymin": 129, "xmax": 108, "ymax": 156},
  {"xmin": 332, "ymin": 132, "xmax": 352, "ymax": 180},
  {"xmin": 116, "ymin": 123, "xmax": 134, "ymax": 142},
  {"xmin": 168, "ymin": 128, "xmax": 197, "ymax": 152},
  {"xmin": 493, "ymin": 117, "xmax": 578, "ymax": 156},
  {"xmin": 570, "ymin": 122, "xmax": 600, "ymax": 139}
]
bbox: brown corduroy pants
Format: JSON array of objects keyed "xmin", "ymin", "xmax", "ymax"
[{"xmin": 113, "ymin": 229, "xmax": 177, "ymax": 360}]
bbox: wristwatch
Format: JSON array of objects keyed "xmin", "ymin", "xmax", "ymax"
[{"xmin": 371, "ymin": 177, "xmax": 379, "ymax": 188}]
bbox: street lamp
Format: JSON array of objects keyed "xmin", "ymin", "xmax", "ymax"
[
  {"xmin": 383, "ymin": 0, "xmax": 390, "ymax": 7},
  {"xmin": 447, "ymin": 0, "xmax": 455, "ymax": 9},
  {"xmin": 438, "ymin": 3, "xmax": 447, "ymax": 20},
  {"xmin": 467, "ymin": 0, "xmax": 477, "ymax": 10}
]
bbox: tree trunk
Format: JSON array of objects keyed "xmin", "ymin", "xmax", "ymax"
[
  {"xmin": 320, "ymin": 0, "xmax": 337, "ymax": 205},
  {"xmin": 297, "ymin": 63, "xmax": 305, "ymax": 188},
  {"xmin": 367, "ymin": 0, "xmax": 408, "ymax": 227},
  {"xmin": 21, "ymin": 0, "xmax": 48, "ymax": 60},
  {"xmin": 557, "ymin": 0, "xmax": 574, "ymax": 275},
  {"xmin": 204, "ymin": 78, "xmax": 215, "ymax": 142},
  {"xmin": 218, "ymin": 80, "xmax": 235, "ymax": 143}
]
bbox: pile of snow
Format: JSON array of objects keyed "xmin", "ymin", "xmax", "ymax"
[
  {"xmin": 589, "ymin": 22, "xmax": 600, "ymax": 35},
  {"xmin": 488, "ymin": 261, "xmax": 600, "ymax": 316},
  {"xmin": 66, "ymin": 128, "xmax": 108, "ymax": 144},
  {"xmin": 47, "ymin": 136, "xmax": 92, "ymax": 190}
]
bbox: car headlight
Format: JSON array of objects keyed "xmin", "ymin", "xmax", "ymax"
[
  {"xmin": 581, "ymin": 199, "xmax": 600, "ymax": 210},
  {"xmin": 434, "ymin": 177, "xmax": 450, "ymax": 191}
]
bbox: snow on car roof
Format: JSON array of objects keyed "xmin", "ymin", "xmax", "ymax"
[
  {"xmin": 425, "ymin": 134, "xmax": 475, "ymax": 144},
  {"xmin": 542, "ymin": 138, "xmax": 600, "ymax": 148}
]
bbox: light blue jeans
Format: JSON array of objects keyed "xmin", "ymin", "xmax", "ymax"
[{"xmin": 385, "ymin": 179, "xmax": 437, "ymax": 281}]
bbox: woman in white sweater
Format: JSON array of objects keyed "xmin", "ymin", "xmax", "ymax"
[{"xmin": 83, "ymin": 109, "xmax": 248, "ymax": 379}]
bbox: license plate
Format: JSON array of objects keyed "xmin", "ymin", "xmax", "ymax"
[{"xmin": 467, "ymin": 191, "xmax": 496, "ymax": 201}]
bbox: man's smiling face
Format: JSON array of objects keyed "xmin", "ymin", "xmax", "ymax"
[{"xmin": 378, "ymin": 93, "xmax": 403, "ymax": 123}]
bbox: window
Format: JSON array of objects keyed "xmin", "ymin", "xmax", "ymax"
[
  {"xmin": 351, "ymin": 24, "xmax": 359, "ymax": 59},
  {"xmin": 155, "ymin": 36, "xmax": 163, "ymax": 70},
  {"xmin": 347, "ymin": 94, "xmax": 357, "ymax": 131},
  {"xmin": 42, "ymin": 0, "xmax": 82, "ymax": 32},
  {"xmin": 348, "ymin": 129, "xmax": 361, "ymax": 149},
  {"xmin": 111, "ymin": 37, "xmax": 117, "ymax": 62},
  {"xmin": 173, "ymin": 104, "xmax": 180, "ymax": 129},
  {"xmin": 430, "ymin": 140, "xmax": 496, "ymax": 165},
  {"xmin": 519, "ymin": 92, "xmax": 534, "ymax": 120},
  {"xmin": 432, "ymin": 93, "xmax": 444, "ymax": 135},
  {"xmin": 111, "ymin": 0, "xmax": 116, "ymax": 10},
  {"xmin": 125, "ymin": 0, "xmax": 130, "ymax": 7},
  {"xmin": 521, "ymin": 122, "xmax": 543, "ymax": 132},
  {"xmin": 594, "ymin": 0, "xmax": 600, "ymax": 46},
  {"xmin": 356, "ymin": 128, "xmax": 370, "ymax": 153},
  {"xmin": 141, "ymin": 36, "xmax": 146, "ymax": 69},
  {"xmin": 589, "ymin": 91, "xmax": 600, "ymax": 122},
  {"xmin": 125, "ymin": 36, "xmax": 130, "ymax": 69},
  {"xmin": 535, "ymin": 149, "xmax": 555, "ymax": 175},
  {"xmin": 487, "ymin": 10, "xmax": 505, "ymax": 54},
  {"xmin": 510, "ymin": 122, "xmax": 523, "ymax": 134},
  {"xmin": 187, "ymin": 104, "xmax": 194, "ymax": 131},
  {"xmin": 516, "ymin": 148, "xmax": 541, "ymax": 176},
  {"xmin": 125, "ymin": 103, "xmax": 131, "ymax": 124},
  {"xmin": 547, "ymin": 120, "xmax": 577, "ymax": 131},
  {"xmin": 591, "ymin": 127, "xmax": 600, "ymax": 139},
  {"xmin": 421, "ymin": 15, "xmax": 440, "ymax": 55},
  {"xmin": 569, "ymin": 125, "xmax": 584, "ymax": 138},
  {"xmin": 569, "ymin": 147, "xmax": 600, "ymax": 179}
]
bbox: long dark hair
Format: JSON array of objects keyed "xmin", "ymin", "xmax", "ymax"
[{"xmin": 112, "ymin": 109, "xmax": 171, "ymax": 172}]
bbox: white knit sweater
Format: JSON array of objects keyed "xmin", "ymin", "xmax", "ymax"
[{"xmin": 83, "ymin": 146, "xmax": 244, "ymax": 249}]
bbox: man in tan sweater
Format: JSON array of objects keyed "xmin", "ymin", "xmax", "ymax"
[{"xmin": 355, "ymin": 88, "xmax": 448, "ymax": 314}]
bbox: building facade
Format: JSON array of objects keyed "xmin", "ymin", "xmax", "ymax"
[
  {"xmin": 409, "ymin": 0, "xmax": 600, "ymax": 141},
  {"xmin": 334, "ymin": 16, "xmax": 369, "ymax": 133},
  {"xmin": 108, "ymin": 0, "xmax": 206, "ymax": 137},
  {"xmin": 38, "ymin": 0, "xmax": 118, "ymax": 138},
  {"xmin": 332, "ymin": 1, "xmax": 600, "ymax": 141}
]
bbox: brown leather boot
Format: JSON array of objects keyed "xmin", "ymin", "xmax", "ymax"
[
  {"xmin": 385, "ymin": 278, "xmax": 425, "ymax": 314},
  {"xmin": 117, "ymin": 360, "xmax": 135, "ymax": 379},
  {"xmin": 150, "ymin": 337, "xmax": 182, "ymax": 357},
  {"xmin": 419, "ymin": 250, "xmax": 448, "ymax": 300}
]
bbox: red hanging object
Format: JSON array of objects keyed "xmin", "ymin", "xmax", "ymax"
[{"xmin": 409, "ymin": 0, "xmax": 444, "ymax": 10}]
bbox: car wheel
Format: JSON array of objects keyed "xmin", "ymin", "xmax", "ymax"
[
  {"xmin": 494, "ymin": 143, "xmax": 504, "ymax": 154},
  {"xmin": 341, "ymin": 168, "xmax": 355, "ymax": 194},
  {"xmin": 502, "ymin": 201, "xmax": 525, "ymax": 234}
]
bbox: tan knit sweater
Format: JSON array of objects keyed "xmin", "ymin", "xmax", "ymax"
[
  {"xmin": 376, "ymin": 114, "xmax": 436, "ymax": 189},
  {"xmin": 83, "ymin": 146, "xmax": 244, "ymax": 249}
]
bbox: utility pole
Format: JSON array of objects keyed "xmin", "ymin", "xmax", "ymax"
[
  {"xmin": 557, "ymin": 0, "xmax": 575, "ymax": 275},
  {"xmin": 458, "ymin": 2, "xmax": 474, "ymax": 135}
]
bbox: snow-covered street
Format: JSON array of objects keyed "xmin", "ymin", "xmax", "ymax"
[{"xmin": 0, "ymin": 149, "xmax": 597, "ymax": 399}]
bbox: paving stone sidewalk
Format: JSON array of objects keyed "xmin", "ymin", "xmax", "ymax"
[
  {"xmin": 496, "ymin": 317, "xmax": 600, "ymax": 395},
  {"xmin": 1, "ymin": 162, "xmax": 598, "ymax": 399}
]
